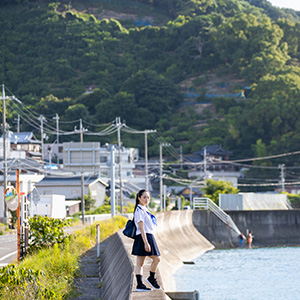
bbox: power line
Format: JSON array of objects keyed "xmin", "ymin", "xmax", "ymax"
[{"xmin": 226, "ymin": 150, "xmax": 300, "ymax": 163}]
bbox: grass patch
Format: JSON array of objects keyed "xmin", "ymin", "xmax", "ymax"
[{"xmin": 0, "ymin": 216, "xmax": 127, "ymax": 299}]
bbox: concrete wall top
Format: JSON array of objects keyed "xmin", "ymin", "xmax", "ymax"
[{"xmin": 101, "ymin": 210, "xmax": 214, "ymax": 299}]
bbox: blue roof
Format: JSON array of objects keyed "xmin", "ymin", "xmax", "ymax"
[{"xmin": 10, "ymin": 132, "xmax": 40, "ymax": 144}]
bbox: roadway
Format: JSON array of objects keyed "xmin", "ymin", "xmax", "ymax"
[{"xmin": 0, "ymin": 234, "xmax": 17, "ymax": 267}]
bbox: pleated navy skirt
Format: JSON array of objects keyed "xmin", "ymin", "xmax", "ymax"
[{"xmin": 132, "ymin": 233, "xmax": 161, "ymax": 256}]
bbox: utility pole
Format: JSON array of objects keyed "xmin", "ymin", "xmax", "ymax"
[
  {"xmin": 53, "ymin": 113, "xmax": 60, "ymax": 161},
  {"xmin": 180, "ymin": 145, "xmax": 183, "ymax": 169},
  {"xmin": 110, "ymin": 145, "xmax": 115, "ymax": 217},
  {"xmin": 79, "ymin": 119, "xmax": 87, "ymax": 224},
  {"xmin": 14, "ymin": 114, "xmax": 20, "ymax": 133},
  {"xmin": 159, "ymin": 142, "xmax": 170, "ymax": 211},
  {"xmin": 17, "ymin": 114, "xmax": 20, "ymax": 133},
  {"xmin": 189, "ymin": 186, "xmax": 193, "ymax": 207},
  {"xmin": 163, "ymin": 184, "xmax": 167, "ymax": 211},
  {"xmin": 204, "ymin": 146, "xmax": 207, "ymax": 178},
  {"xmin": 144, "ymin": 129, "xmax": 156, "ymax": 191},
  {"xmin": 74, "ymin": 119, "xmax": 88, "ymax": 224},
  {"xmin": 1, "ymin": 84, "xmax": 8, "ymax": 221},
  {"xmin": 116, "ymin": 117, "xmax": 123, "ymax": 214},
  {"xmin": 38, "ymin": 115, "xmax": 46, "ymax": 163},
  {"xmin": 279, "ymin": 164, "xmax": 285, "ymax": 192}
]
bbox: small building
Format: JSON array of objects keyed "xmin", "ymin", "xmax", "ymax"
[
  {"xmin": 219, "ymin": 193, "xmax": 291, "ymax": 210},
  {"xmin": 167, "ymin": 186, "xmax": 203, "ymax": 201},
  {"xmin": 9, "ymin": 132, "xmax": 41, "ymax": 161},
  {"xmin": 98, "ymin": 143, "xmax": 139, "ymax": 179},
  {"xmin": 43, "ymin": 143, "xmax": 64, "ymax": 164},
  {"xmin": 65, "ymin": 200, "xmax": 81, "ymax": 216},
  {"xmin": 34, "ymin": 175, "xmax": 108, "ymax": 207},
  {"xmin": 30, "ymin": 192, "xmax": 66, "ymax": 218}
]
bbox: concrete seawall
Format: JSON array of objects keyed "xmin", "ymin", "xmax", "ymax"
[
  {"xmin": 193, "ymin": 209, "xmax": 300, "ymax": 247},
  {"xmin": 155, "ymin": 210, "xmax": 214, "ymax": 291},
  {"xmin": 192, "ymin": 210, "xmax": 239, "ymax": 248},
  {"xmin": 229, "ymin": 210, "xmax": 300, "ymax": 246},
  {"xmin": 100, "ymin": 233, "xmax": 134, "ymax": 300},
  {"xmin": 100, "ymin": 210, "xmax": 214, "ymax": 300}
]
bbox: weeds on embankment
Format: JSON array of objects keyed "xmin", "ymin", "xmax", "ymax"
[{"xmin": 0, "ymin": 216, "xmax": 127, "ymax": 299}]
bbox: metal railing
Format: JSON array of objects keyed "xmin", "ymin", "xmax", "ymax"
[{"xmin": 193, "ymin": 197, "xmax": 241, "ymax": 235}]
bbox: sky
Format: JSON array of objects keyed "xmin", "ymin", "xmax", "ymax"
[{"xmin": 268, "ymin": 0, "xmax": 300, "ymax": 11}]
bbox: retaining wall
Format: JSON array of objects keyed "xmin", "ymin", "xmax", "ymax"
[
  {"xmin": 100, "ymin": 210, "xmax": 214, "ymax": 300},
  {"xmin": 100, "ymin": 233, "xmax": 134, "ymax": 300},
  {"xmin": 193, "ymin": 209, "xmax": 300, "ymax": 247},
  {"xmin": 228, "ymin": 210, "xmax": 300, "ymax": 246}
]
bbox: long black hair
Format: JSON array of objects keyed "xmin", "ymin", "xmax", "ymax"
[{"xmin": 134, "ymin": 189, "xmax": 149, "ymax": 213}]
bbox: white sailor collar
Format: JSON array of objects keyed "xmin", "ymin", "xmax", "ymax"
[{"xmin": 137, "ymin": 204, "xmax": 149, "ymax": 212}]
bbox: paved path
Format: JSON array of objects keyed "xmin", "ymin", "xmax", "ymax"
[
  {"xmin": 0, "ymin": 234, "xmax": 17, "ymax": 267},
  {"xmin": 71, "ymin": 245, "xmax": 101, "ymax": 300}
]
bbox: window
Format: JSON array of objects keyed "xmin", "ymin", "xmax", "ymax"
[{"xmin": 100, "ymin": 156, "xmax": 108, "ymax": 163}]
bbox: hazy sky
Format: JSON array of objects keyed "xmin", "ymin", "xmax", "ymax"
[{"xmin": 268, "ymin": 0, "xmax": 300, "ymax": 11}]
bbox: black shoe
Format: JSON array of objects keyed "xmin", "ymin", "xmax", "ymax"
[
  {"xmin": 146, "ymin": 277, "xmax": 160, "ymax": 290},
  {"xmin": 135, "ymin": 283, "xmax": 152, "ymax": 292}
]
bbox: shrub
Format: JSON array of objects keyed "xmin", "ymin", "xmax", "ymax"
[
  {"xmin": 27, "ymin": 216, "xmax": 71, "ymax": 253},
  {"xmin": 0, "ymin": 264, "xmax": 55, "ymax": 299},
  {"xmin": 287, "ymin": 193, "xmax": 300, "ymax": 208}
]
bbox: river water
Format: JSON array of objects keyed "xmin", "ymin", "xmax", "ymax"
[{"xmin": 174, "ymin": 247, "xmax": 300, "ymax": 300}]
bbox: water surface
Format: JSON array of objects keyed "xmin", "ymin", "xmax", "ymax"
[{"xmin": 174, "ymin": 247, "xmax": 300, "ymax": 300}]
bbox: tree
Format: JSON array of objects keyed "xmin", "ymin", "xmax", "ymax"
[
  {"xmin": 201, "ymin": 179, "xmax": 239, "ymax": 204},
  {"xmin": 121, "ymin": 70, "xmax": 182, "ymax": 127},
  {"xmin": 95, "ymin": 91, "xmax": 137, "ymax": 124}
]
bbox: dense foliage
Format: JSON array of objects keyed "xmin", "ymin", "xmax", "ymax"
[
  {"xmin": 28, "ymin": 216, "xmax": 71, "ymax": 253},
  {"xmin": 201, "ymin": 179, "xmax": 239, "ymax": 204},
  {"xmin": 1, "ymin": 0, "xmax": 300, "ymax": 169},
  {"xmin": 0, "ymin": 216, "xmax": 127, "ymax": 299}
]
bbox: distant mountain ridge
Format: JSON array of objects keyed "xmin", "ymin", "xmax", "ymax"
[{"xmin": 1, "ymin": 0, "xmax": 300, "ymax": 168}]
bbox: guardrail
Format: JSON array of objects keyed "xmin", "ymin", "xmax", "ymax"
[
  {"xmin": 67, "ymin": 213, "xmax": 133, "ymax": 224},
  {"xmin": 193, "ymin": 197, "xmax": 241, "ymax": 235}
]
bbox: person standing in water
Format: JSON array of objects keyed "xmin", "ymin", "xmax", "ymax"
[
  {"xmin": 132, "ymin": 189, "xmax": 161, "ymax": 292},
  {"xmin": 239, "ymin": 233, "xmax": 246, "ymax": 248},
  {"xmin": 247, "ymin": 231, "xmax": 254, "ymax": 249}
]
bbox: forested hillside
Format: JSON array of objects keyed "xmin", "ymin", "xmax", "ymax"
[{"xmin": 1, "ymin": 0, "xmax": 300, "ymax": 168}]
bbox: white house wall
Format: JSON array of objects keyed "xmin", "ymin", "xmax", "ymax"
[{"xmin": 90, "ymin": 181, "xmax": 107, "ymax": 207}]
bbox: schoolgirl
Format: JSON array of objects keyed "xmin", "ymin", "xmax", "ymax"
[{"xmin": 132, "ymin": 189, "xmax": 161, "ymax": 292}]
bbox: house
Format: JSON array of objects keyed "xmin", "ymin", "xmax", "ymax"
[
  {"xmin": 185, "ymin": 145, "xmax": 242, "ymax": 187},
  {"xmin": 9, "ymin": 132, "xmax": 41, "ymax": 161},
  {"xmin": 34, "ymin": 175, "xmax": 108, "ymax": 207},
  {"xmin": 43, "ymin": 143, "xmax": 64, "ymax": 164},
  {"xmin": 62, "ymin": 142, "xmax": 139, "ymax": 178},
  {"xmin": 167, "ymin": 186, "xmax": 203, "ymax": 201},
  {"xmin": 185, "ymin": 144, "xmax": 232, "ymax": 163},
  {"xmin": 0, "ymin": 134, "xmax": 26, "ymax": 160},
  {"xmin": 97, "ymin": 143, "xmax": 139, "ymax": 179}
]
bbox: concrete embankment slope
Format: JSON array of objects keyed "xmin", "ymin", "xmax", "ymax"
[
  {"xmin": 155, "ymin": 210, "xmax": 214, "ymax": 291},
  {"xmin": 100, "ymin": 210, "xmax": 214, "ymax": 300}
]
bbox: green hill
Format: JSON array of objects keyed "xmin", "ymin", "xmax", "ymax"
[{"xmin": 1, "ymin": 0, "xmax": 300, "ymax": 165}]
